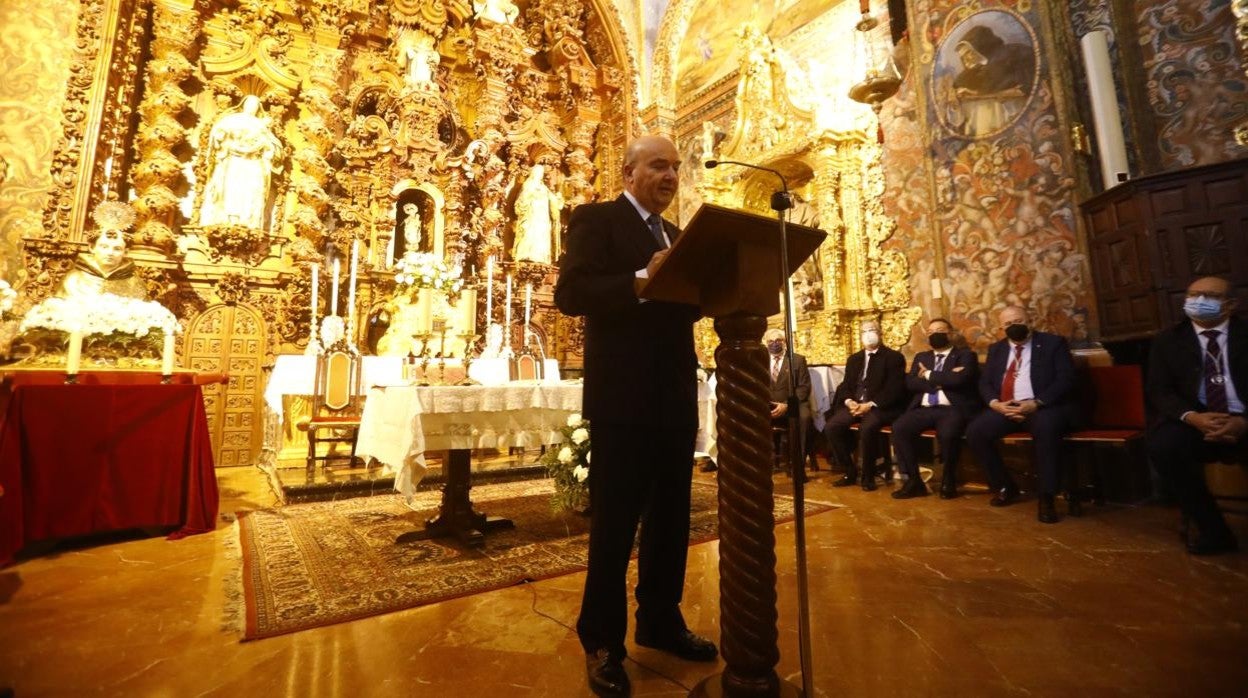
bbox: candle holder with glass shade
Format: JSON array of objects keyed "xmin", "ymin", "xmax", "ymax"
[{"xmin": 847, "ymin": 0, "xmax": 902, "ymax": 143}]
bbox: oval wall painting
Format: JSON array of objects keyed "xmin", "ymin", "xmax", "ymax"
[{"xmin": 932, "ymin": 9, "xmax": 1040, "ymax": 139}]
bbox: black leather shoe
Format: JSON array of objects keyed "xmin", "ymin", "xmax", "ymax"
[
  {"xmin": 1037, "ymin": 494, "xmax": 1059, "ymax": 524},
  {"xmin": 989, "ymin": 485, "xmax": 1020, "ymax": 507},
  {"xmin": 1187, "ymin": 536, "xmax": 1239, "ymax": 556},
  {"xmin": 891, "ymin": 478, "xmax": 929, "ymax": 499},
  {"xmin": 861, "ymin": 477, "xmax": 878, "ymax": 492},
  {"xmin": 832, "ymin": 473, "xmax": 857, "ymax": 487},
  {"xmin": 635, "ymin": 628, "xmax": 719, "ymax": 662},
  {"xmin": 586, "ymin": 649, "xmax": 630, "ymax": 697}
]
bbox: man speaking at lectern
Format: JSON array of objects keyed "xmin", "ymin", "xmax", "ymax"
[{"xmin": 555, "ymin": 135, "xmax": 717, "ymax": 697}]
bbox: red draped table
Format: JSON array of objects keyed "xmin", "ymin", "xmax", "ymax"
[{"xmin": 0, "ymin": 381, "xmax": 220, "ymax": 566}]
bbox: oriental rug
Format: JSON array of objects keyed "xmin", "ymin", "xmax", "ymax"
[{"xmin": 237, "ymin": 478, "xmax": 835, "ymax": 640}]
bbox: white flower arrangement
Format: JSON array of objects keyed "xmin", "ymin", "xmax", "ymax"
[
  {"xmin": 0, "ymin": 280, "xmax": 15, "ymax": 318},
  {"xmin": 393, "ymin": 252, "xmax": 464, "ymax": 297},
  {"xmin": 542, "ymin": 413, "xmax": 591, "ymax": 512},
  {"xmin": 20, "ymin": 294, "xmax": 179, "ymax": 337}
]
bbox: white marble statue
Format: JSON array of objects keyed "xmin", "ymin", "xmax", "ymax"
[
  {"xmin": 397, "ymin": 29, "xmax": 439, "ymax": 88},
  {"xmin": 474, "ymin": 0, "xmax": 519, "ymax": 25},
  {"xmin": 200, "ymin": 95, "xmax": 282, "ymax": 229},
  {"xmin": 511, "ymin": 164, "xmax": 563, "ymax": 265},
  {"xmin": 401, "ymin": 202, "xmax": 422, "ymax": 255}
]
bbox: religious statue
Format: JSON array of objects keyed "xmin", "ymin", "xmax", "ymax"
[
  {"xmin": 478, "ymin": 322, "xmax": 508, "ymax": 358},
  {"xmin": 58, "ymin": 204, "xmax": 147, "ymax": 300},
  {"xmin": 397, "ymin": 29, "xmax": 439, "ymax": 88},
  {"xmin": 473, "ymin": 0, "xmax": 518, "ymax": 25},
  {"xmin": 701, "ymin": 121, "xmax": 718, "ymax": 162},
  {"xmin": 199, "ymin": 95, "xmax": 283, "ymax": 229},
  {"xmin": 400, "ymin": 202, "xmax": 424, "ymax": 256},
  {"xmin": 511, "ymin": 164, "xmax": 563, "ymax": 265}
]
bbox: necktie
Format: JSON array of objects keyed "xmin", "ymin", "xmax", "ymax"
[
  {"xmin": 646, "ymin": 214, "xmax": 667, "ymax": 248},
  {"xmin": 1000, "ymin": 345, "xmax": 1023, "ymax": 402},
  {"xmin": 771, "ymin": 356, "xmax": 782, "ymax": 382},
  {"xmin": 857, "ymin": 352, "xmax": 872, "ymax": 401},
  {"xmin": 927, "ymin": 354, "xmax": 945, "ymax": 406},
  {"xmin": 1202, "ymin": 330, "xmax": 1229, "ymax": 412}
]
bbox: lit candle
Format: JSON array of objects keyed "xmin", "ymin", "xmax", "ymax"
[
  {"xmin": 524, "ymin": 282, "xmax": 532, "ymax": 344},
  {"xmin": 161, "ymin": 331, "xmax": 175, "ymax": 376},
  {"xmin": 505, "ymin": 273, "xmax": 513, "ymax": 348},
  {"xmin": 485, "ymin": 255, "xmax": 494, "ymax": 322},
  {"xmin": 66, "ymin": 331, "xmax": 83, "ymax": 376},
  {"xmin": 347, "ymin": 239, "xmax": 358, "ymax": 322},
  {"xmin": 331, "ymin": 258, "xmax": 340, "ymax": 316}
]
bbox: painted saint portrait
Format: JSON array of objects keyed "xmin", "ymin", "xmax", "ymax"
[{"xmin": 933, "ymin": 10, "xmax": 1038, "ymax": 139}]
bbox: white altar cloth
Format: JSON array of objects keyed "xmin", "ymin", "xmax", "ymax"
[
  {"xmin": 263, "ymin": 354, "xmax": 404, "ymax": 412},
  {"xmin": 356, "ymin": 381, "xmax": 584, "ymax": 502}
]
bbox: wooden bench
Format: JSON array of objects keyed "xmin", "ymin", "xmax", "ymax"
[{"xmin": 845, "ymin": 365, "xmax": 1148, "ymax": 511}]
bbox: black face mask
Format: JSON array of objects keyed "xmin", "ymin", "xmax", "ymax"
[
  {"xmin": 766, "ymin": 341, "xmax": 784, "ymax": 355},
  {"xmin": 928, "ymin": 332, "xmax": 950, "ymax": 350},
  {"xmin": 1005, "ymin": 323, "xmax": 1030, "ymax": 342}
]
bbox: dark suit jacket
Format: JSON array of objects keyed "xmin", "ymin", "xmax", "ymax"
[
  {"xmin": 904, "ymin": 347, "xmax": 982, "ymax": 414},
  {"xmin": 1146, "ymin": 317, "xmax": 1248, "ymax": 425},
  {"xmin": 769, "ymin": 352, "xmax": 812, "ymax": 424},
  {"xmin": 831, "ymin": 345, "xmax": 907, "ymax": 416},
  {"xmin": 978, "ymin": 331, "xmax": 1075, "ymax": 407},
  {"xmin": 554, "ymin": 195, "xmax": 701, "ymax": 428}
]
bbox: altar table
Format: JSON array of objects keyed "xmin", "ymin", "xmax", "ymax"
[
  {"xmin": 357, "ymin": 381, "xmax": 583, "ymax": 545},
  {"xmin": 0, "ymin": 383, "xmax": 220, "ymax": 566}
]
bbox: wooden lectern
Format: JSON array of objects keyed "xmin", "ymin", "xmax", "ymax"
[{"xmin": 641, "ymin": 203, "xmax": 824, "ymax": 698}]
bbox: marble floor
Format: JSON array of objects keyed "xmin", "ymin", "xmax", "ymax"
[{"xmin": 1, "ymin": 461, "xmax": 1246, "ymax": 697}]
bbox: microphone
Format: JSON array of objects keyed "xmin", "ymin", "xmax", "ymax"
[{"xmin": 702, "ymin": 159, "xmax": 791, "ymax": 211}]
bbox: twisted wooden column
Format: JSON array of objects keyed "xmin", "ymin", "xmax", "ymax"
[{"xmin": 693, "ymin": 313, "xmax": 798, "ymax": 698}]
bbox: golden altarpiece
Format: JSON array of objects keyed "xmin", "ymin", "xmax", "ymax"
[{"xmin": 8, "ymin": 0, "xmax": 635, "ymax": 467}]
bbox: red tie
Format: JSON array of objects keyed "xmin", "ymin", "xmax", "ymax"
[{"xmin": 1000, "ymin": 345, "xmax": 1023, "ymax": 402}]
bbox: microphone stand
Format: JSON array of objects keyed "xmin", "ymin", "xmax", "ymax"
[{"xmin": 705, "ymin": 160, "xmax": 815, "ymax": 697}]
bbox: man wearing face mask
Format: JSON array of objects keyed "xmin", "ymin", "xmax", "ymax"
[
  {"xmin": 890, "ymin": 318, "xmax": 982, "ymax": 499},
  {"xmin": 966, "ymin": 305, "xmax": 1078, "ymax": 523},
  {"xmin": 1146, "ymin": 276, "xmax": 1246, "ymax": 555},
  {"xmin": 823, "ymin": 319, "xmax": 907, "ymax": 489},
  {"xmin": 764, "ymin": 328, "xmax": 813, "ymax": 470}
]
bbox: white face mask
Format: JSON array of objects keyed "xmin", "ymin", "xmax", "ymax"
[{"xmin": 861, "ymin": 330, "xmax": 880, "ymax": 348}]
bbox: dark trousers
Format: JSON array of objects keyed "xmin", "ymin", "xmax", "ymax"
[
  {"xmin": 1148, "ymin": 420, "xmax": 1243, "ymax": 543},
  {"xmin": 577, "ymin": 423, "xmax": 695, "ymax": 656},
  {"xmin": 891, "ymin": 405, "xmax": 969, "ymax": 481},
  {"xmin": 823, "ymin": 406, "xmax": 897, "ymax": 475},
  {"xmin": 966, "ymin": 407, "xmax": 1074, "ymax": 495}
]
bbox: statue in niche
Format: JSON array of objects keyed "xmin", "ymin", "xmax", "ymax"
[
  {"xmin": 397, "ymin": 29, "xmax": 439, "ymax": 89},
  {"xmin": 199, "ymin": 95, "xmax": 283, "ymax": 229},
  {"xmin": 512, "ymin": 164, "xmax": 563, "ymax": 265},
  {"xmin": 401, "ymin": 202, "xmax": 423, "ymax": 255},
  {"xmin": 474, "ymin": 0, "xmax": 518, "ymax": 25},
  {"xmin": 701, "ymin": 121, "xmax": 719, "ymax": 163}
]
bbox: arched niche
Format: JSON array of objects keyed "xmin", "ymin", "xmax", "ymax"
[{"xmin": 390, "ymin": 180, "xmax": 446, "ymax": 261}]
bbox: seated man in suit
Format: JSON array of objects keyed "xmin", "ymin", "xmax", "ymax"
[
  {"xmin": 823, "ymin": 319, "xmax": 907, "ymax": 490},
  {"xmin": 966, "ymin": 305, "xmax": 1079, "ymax": 523},
  {"xmin": 1146, "ymin": 275, "xmax": 1246, "ymax": 555},
  {"xmin": 890, "ymin": 318, "xmax": 981, "ymax": 499},
  {"xmin": 764, "ymin": 328, "xmax": 812, "ymax": 471}
]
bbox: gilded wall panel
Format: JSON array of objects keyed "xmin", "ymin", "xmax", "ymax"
[{"xmin": 0, "ymin": 0, "xmax": 80, "ymax": 282}]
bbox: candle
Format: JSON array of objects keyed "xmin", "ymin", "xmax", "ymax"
[
  {"xmin": 485, "ymin": 256, "xmax": 494, "ymax": 322},
  {"xmin": 66, "ymin": 331, "xmax": 83, "ymax": 376},
  {"xmin": 161, "ymin": 331, "xmax": 175, "ymax": 376},
  {"xmin": 459, "ymin": 288, "xmax": 477, "ymax": 335},
  {"xmin": 310, "ymin": 263, "xmax": 319, "ymax": 325},
  {"xmin": 347, "ymin": 239, "xmax": 358, "ymax": 322},
  {"xmin": 505, "ymin": 273, "xmax": 512, "ymax": 334},
  {"xmin": 524, "ymin": 282, "xmax": 532, "ymax": 344},
  {"xmin": 331, "ymin": 259, "xmax": 340, "ymax": 316}
]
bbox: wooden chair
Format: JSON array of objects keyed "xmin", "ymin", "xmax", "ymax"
[{"xmin": 305, "ymin": 339, "xmax": 363, "ymax": 470}]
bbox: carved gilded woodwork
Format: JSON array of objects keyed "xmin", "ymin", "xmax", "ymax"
[{"xmin": 1236, "ymin": 0, "xmax": 1248, "ymax": 145}]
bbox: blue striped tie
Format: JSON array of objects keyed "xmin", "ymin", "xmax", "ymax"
[{"xmin": 927, "ymin": 354, "xmax": 945, "ymax": 406}]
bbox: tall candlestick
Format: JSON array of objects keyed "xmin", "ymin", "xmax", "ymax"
[
  {"xmin": 347, "ymin": 239, "xmax": 358, "ymax": 321},
  {"xmin": 66, "ymin": 331, "xmax": 83, "ymax": 377},
  {"xmin": 505, "ymin": 273, "xmax": 513, "ymax": 349},
  {"xmin": 524, "ymin": 282, "xmax": 532, "ymax": 344},
  {"xmin": 331, "ymin": 259, "xmax": 340, "ymax": 316},
  {"xmin": 486, "ymin": 256, "xmax": 494, "ymax": 322},
  {"xmin": 162, "ymin": 331, "xmax": 175, "ymax": 376}
]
